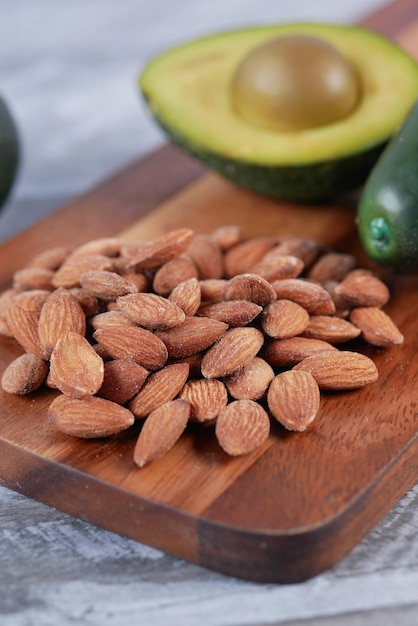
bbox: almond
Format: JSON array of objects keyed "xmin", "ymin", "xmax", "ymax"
[
  {"xmin": 293, "ymin": 350, "xmax": 379, "ymax": 389},
  {"xmin": 224, "ymin": 236, "xmax": 277, "ymax": 278},
  {"xmin": 69, "ymin": 288, "xmax": 101, "ymax": 317},
  {"xmin": 350, "ymin": 307, "xmax": 404, "ymax": 346},
  {"xmin": 1, "ymin": 353, "xmax": 49, "ymax": 394},
  {"xmin": 198, "ymin": 300, "xmax": 262, "ymax": 327},
  {"xmin": 248, "ymin": 254, "xmax": 304, "ymax": 282},
  {"xmin": 133, "ymin": 399, "xmax": 190, "ymax": 467},
  {"xmin": 307, "ymin": 252, "xmax": 356, "ymax": 282},
  {"xmin": 186, "ymin": 234, "xmax": 224, "ymax": 279},
  {"xmin": 301, "ymin": 315, "xmax": 361, "ymax": 344},
  {"xmin": 261, "ymin": 299, "xmax": 309, "ymax": 339},
  {"xmin": 261, "ymin": 336, "xmax": 338, "ymax": 367},
  {"xmin": 211, "ymin": 224, "xmax": 242, "ymax": 250},
  {"xmin": 89, "ymin": 310, "xmax": 137, "ymax": 331},
  {"xmin": 50, "ymin": 332, "xmax": 104, "ymax": 397},
  {"xmin": 13, "ymin": 267, "xmax": 55, "ymax": 292},
  {"xmin": 178, "ymin": 378, "xmax": 228, "ymax": 422},
  {"xmin": 199, "ymin": 279, "xmax": 228, "ymax": 304},
  {"xmin": 93, "ymin": 326, "xmax": 168, "ymax": 370},
  {"xmin": 79, "ymin": 270, "xmax": 138, "ymax": 300},
  {"xmin": 267, "ymin": 370, "xmax": 320, "ymax": 431},
  {"xmin": 52, "ymin": 254, "xmax": 114, "ymax": 289},
  {"xmin": 155, "ymin": 317, "xmax": 228, "ymax": 359},
  {"xmin": 215, "ymin": 399, "xmax": 270, "ymax": 456},
  {"xmin": 5, "ymin": 291, "xmax": 49, "ymax": 358},
  {"xmin": 125, "ymin": 228, "xmax": 194, "ymax": 270},
  {"xmin": 152, "ymin": 255, "xmax": 198, "ymax": 296},
  {"xmin": 48, "ymin": 394, "xmax": 135, "ymax": 438},
  {"xmin": 223, "ymin": 273, "xmax": 277, "ymax": 307},
  {"xmin": 97, "ymin": 359, "xmax": 149, "ymax": 404},
  {"xmin": 271, "ymin": 278, "xmax": 336, "ymax": 315},
  {"xmin": 168, "ymin": 277, "xmax": 201, "ymax": 317},
  {"xmin": 69, "ymin": 237, "xmax": 123, "ymax": 258},
  {"xmin": 334, "ymin": 270, "xmax": 390, "ymax": 308},
  {"xmin": 129, "ymin": 362, "xmax": 189, "ymax": 418},
  {"xmin": 27, "ymin": 245, "xmax": 72, "ymax": 270},
  {"xmin": 224, "ymin": 356, "xmax": 274, "ymax": 401},
  {"xmin": 38, "ymin": 287, "xmax": 86, "ymax": 357},
  {"xmin": 0, "ymin": 288, "xmax": 17, "ymax": 337},
  {"xmin": 273, "ymin": 236, "xmax": 322, "ymax": 266},
  {"xmin": 201, "ymin": 327, "xmax": 264, "ymax": 379},
  {"xmin": 117, "ymin": 292, "xmax": 185, "ymax": 329}
]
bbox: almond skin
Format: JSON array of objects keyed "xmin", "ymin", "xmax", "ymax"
[
  {"xmin": 307, "ymin": 252, "xmax": 356, "ymax": 282},
  {"xmin": 13, "ymin": 267, "xmax": 55, "ymax": 292},
  {"xmin": 116, "ymin": 292, "xmax": 185, "ymax": 330},
  {"xmin": 97, "ymin": 359, "xmax": 149, "ymax": 405},
  {"xmin": 224, "ymin": 236, "xmax": 277, "ymax": 277},
  {"xmin": 1, "ymin": 353, "xmax": 49, "ymax": 394},
  {"xmin": 129, "ymin": 362, "xmax": 190, "ymax": 418},
  {"xmin": 5, "ymin": 291, "xmax": 49, "ymax": 359},
  {"xmin": 133, "ymin": 399, "xmax": 190, "ymax": 467},
  {"xmin": 179, "ymin": 378, "xmax": 228, "ymax": 422},
  {"xmin": 261, "ymin": 299, "xmax": 310, "ymax": 339},
  {"xmin": 293, "ymin": 350, "xmax": 379, "ymax": 390},
  {"xmin": 168, "ymin": 277, "xmax": 201, "ymax": 317},
  {"xmin": 125, "ymin": 228, "xmax": 194, "ymax": 270},
  {"xmin": 224, "ymin": 356, "xmax": 274, "ymax": 401},
  {"xmin": 211, "ymin": 224, "xmax": 242, "ymax": 250},
  {"xmin": 155, "ymin": 317, "xmax": 228, "ymax": 359},
  {"xmin": 201, "ymin": 327, "xmax": 264, "ymax": 379},
  {"xmin": 249, "ymin": 254, "xmax": 304, "ymax": 282},
  {"xmin": 48, "ymin": 394, "xmax": 135, "ymax": 438},
  {"xmin": 93, "ymin": 326, "xmax": 168, "ymax": 371},
  {"xmin": 52, "ymin": 254, "xmax": 114, "ymax": 289},
  {"xmin": 186, "ymin": 234, "xmax": 224, "ymax": 279},
  {"xmin": 272, "ymin": 236, "xmax": 321, "ymax": 266},
  {"xmin": 89, "ymin": 310, "xmax": 137, "ymax": 331},
  {"xmin": 27, "ymin": 245, "xmax": 72, "ymax": 270},
  {"xmin": 79, "ymin": 270, "xmax": 138, "ymax": 300},
  {"xmin": 334, "ymin": 270, "xmax": 390, "ymax": 308},
  {"xmin": 223, "ymin": 273, "xmax": 277, "ymax": 307},
  {"xmin": 267, "ymin": 370, "xmax": 320, "ymax": 431},
  {"xmin": 215, "ymin": 399, "xmax": 270, "ymax": 456},
  {"xmin": 152, "ymin": 255, "xmax": 198, "ymax": 296},
  {"xmin": 350, "ymin": 307, "xmax": 404, "ymax": 346},
  {"xmin": 198, "ymin": 300, "xmax": 262, "ymax": 327},
  {"xmin": 50, "ymin": 332, "xmax": 104, "ymax": 398},
  {"xmin": 38, "ymin": 287, "xmax": 87, "ymax": 357}
]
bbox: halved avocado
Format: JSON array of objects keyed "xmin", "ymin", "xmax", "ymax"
[
  {"xmin": 139, "ymin": 23, "xmax": 418, "ymax": 202},
  {"xmin": 0, "ymin": 95, "xmax": 19, "ymax": 209}
]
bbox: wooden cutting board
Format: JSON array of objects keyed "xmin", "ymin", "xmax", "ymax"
[{"xmin": 0, "ymin": 0, "xmax": 417, "ymax": 584}]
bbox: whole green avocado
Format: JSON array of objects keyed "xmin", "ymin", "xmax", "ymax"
[
  {"xmin": 357, "ymin": 100, "xmax": 418, "ymax": 273},
  {"xmin": 0, "ymin": 94, "xmax": 20, "ymax": 209}
]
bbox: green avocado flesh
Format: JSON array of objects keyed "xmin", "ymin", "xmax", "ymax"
[
  {"xmin": 139, "ymin": 23, "xmax": 418, "ymax": 201},
  {"xmin": 357, "ymin": 100, "xmax": 418, "ymax": 273},
  {"xmin": 0, "ymin": 95, "xmax": 19, "ymax": 208}
]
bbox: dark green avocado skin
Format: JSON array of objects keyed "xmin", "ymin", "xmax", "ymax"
[
  {"xmin": 155, "ymin": 114, "xmax": 387, "ymax": 202},
  {"xmin": 0, "ymin": 95, "xmax": 20, "ymax": 209},
  {"xmin": 357, "ymin": 100, "xmax": 418, "ymax": 273}
]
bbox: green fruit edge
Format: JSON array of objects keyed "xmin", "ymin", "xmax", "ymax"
[{"xmin": 0, "ymin": 95, "xmax": 20, "ymax": 208}]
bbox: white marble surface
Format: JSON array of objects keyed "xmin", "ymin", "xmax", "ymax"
[{"xmin": 0, "ymin": 1, "xmax": 417, "ymax": 625}]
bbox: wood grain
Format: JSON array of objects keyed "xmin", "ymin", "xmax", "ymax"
[{"xmin": 0, "ymin": 0, "xmax": 417, "ymax": 584}]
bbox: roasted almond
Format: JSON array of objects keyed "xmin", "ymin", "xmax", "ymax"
[
  {"xmin": 69, "ymin": 237, "xmax": 123, "ymax": 258},
  {"xmin": 48, "ymin": 394, "xmax": 135, "ymax": 438},
  {"xmin": 13, "ymin": 267, "xmax": 55, "ymax": 292},
  {"xmin": 178, "ymin": 378, "xmax": 228, "ymax": 422},
  {"xmin": 93, "ymin": 326, "xmax": 168, "ymax": 370},
  {"xmin": 261, "ymin": 299, "xmax": 310, "ymax": 339},
  {"xmin": 1, "ymin": 353, "xmax": 49, "ymax": 395},
  {"xmin": 155, "ymin": 317, "xmax": 228, "ymax": 359},
  {"xmin": 69, "ymin": 287, "xmax": 101, "ymax": 317},
  {"xmin": 129, "ymin": 362, "xmax": 190, "ymax": 418},
  {"xmin": 271, "ymin": 278, "xmax": 336, "ymax": 315},
  {"xmin": 307, "ymin": 252, "xmax": 356, "ymax": 282},
  {"xmin": 5, "ymin": 291, "xmax": 50, "ymax": 358},
  {"xmin": 117, "ymin": 292, "xmax": 185, "ymax": 329},
  {"xmin": 198, "ymin": 300, "xmax": 262, "ymax": 327},
  {"xmin": 0, "ymin": 288, "xmax": 17, "ymax": 337},
  {"xmin": 133, "ymin": 399, "xmax": 190, "ymax": 467},
  {"xmin": 223, "ymin": 273, "xmax": 277, "ymax": 307},
  {"xmin": 293, "ymin": 350, "xmax": 379, "ymax": 389},
  {"xmin": 224, "ymin": 356, "xmax": 274, "ymax": 401},
  {"xmin": 50, "ymin": 331, "xmax": 104, "ymax": 397},
  {"xmin": 38, "ymin": 287, "xmax": 86, "ymax": 357},
  {"xmin": 211, "ymin": 224, "xmax": 242, "ymax": 250},
  {"xmin": 215, "ymin": 399, "xmax": 270, "ymax": 456},
  {"xmin": 97, "ymin": 359, "xmax": 149, "ymax": 404},
  {"xmin": 248, "ymin": 254, "xmax": 304, "ymax": 282},
  {"xmin": 199, "ymin": 279, "xmax": 228, "ymax": 304},
  {"xmin": 168, "ymin": 277, "xmax": 201, "ymax": 317},
  {"xmin": 261, "ymin": 336, "xmax": 338, "ymax": 367},
  {"xmin": 272, "ymin": 236, "xmax": 322, "ymax": 266},
  {"xmin": 334, "ymin": 270, "xmax": 390, "ymax": 308},
  {"xmin": 224, "ymin": 236, "xmax": 277, "ymax": 278},
  {"xmin": 152, "ymin": 255, "xmax": 198, "ymax": 296},
  {"xmin": 186, "ymin": 234, "xmax": 224, "ymax": 279},
  {"xmin": 267, "ymin": 370, "xmax": 320, "ymax": 431},
  {"xmin": 201, "ymin": 327, "xmax": 264, "ymax": 379},
  {"xmin": 350, "ymin": 307, "xmax": 404, "ymax": 346},
  {"xmin": 89, "ymin": 310, "xmax": 137, "ymax": 331},
  {"xmin": 79, "ymin": 270, "xmax": 138, "ymax": 300},
  {"xmin": 301, "ymin": 315, "xmax": 361, "ymax": 344},
  {"xmin": 27, "ymin": 245, "xmax": 72, "ymax": 270},
  {"xmin": 125, "ymin": 228, "xmax": 194, "ymax": 270},
  {"xmin": 52, "ymin": 254, "xmax": 113, "ymax": 289}
]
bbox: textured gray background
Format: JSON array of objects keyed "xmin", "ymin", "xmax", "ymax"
[{"xmin": 1, "ymin": 1, "xmax": 417, "ymax": 625}]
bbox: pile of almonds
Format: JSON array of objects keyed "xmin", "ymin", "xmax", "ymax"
[{"xmin": 0, "ymin": 226, "xmax": 404, "ymax": 467}]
